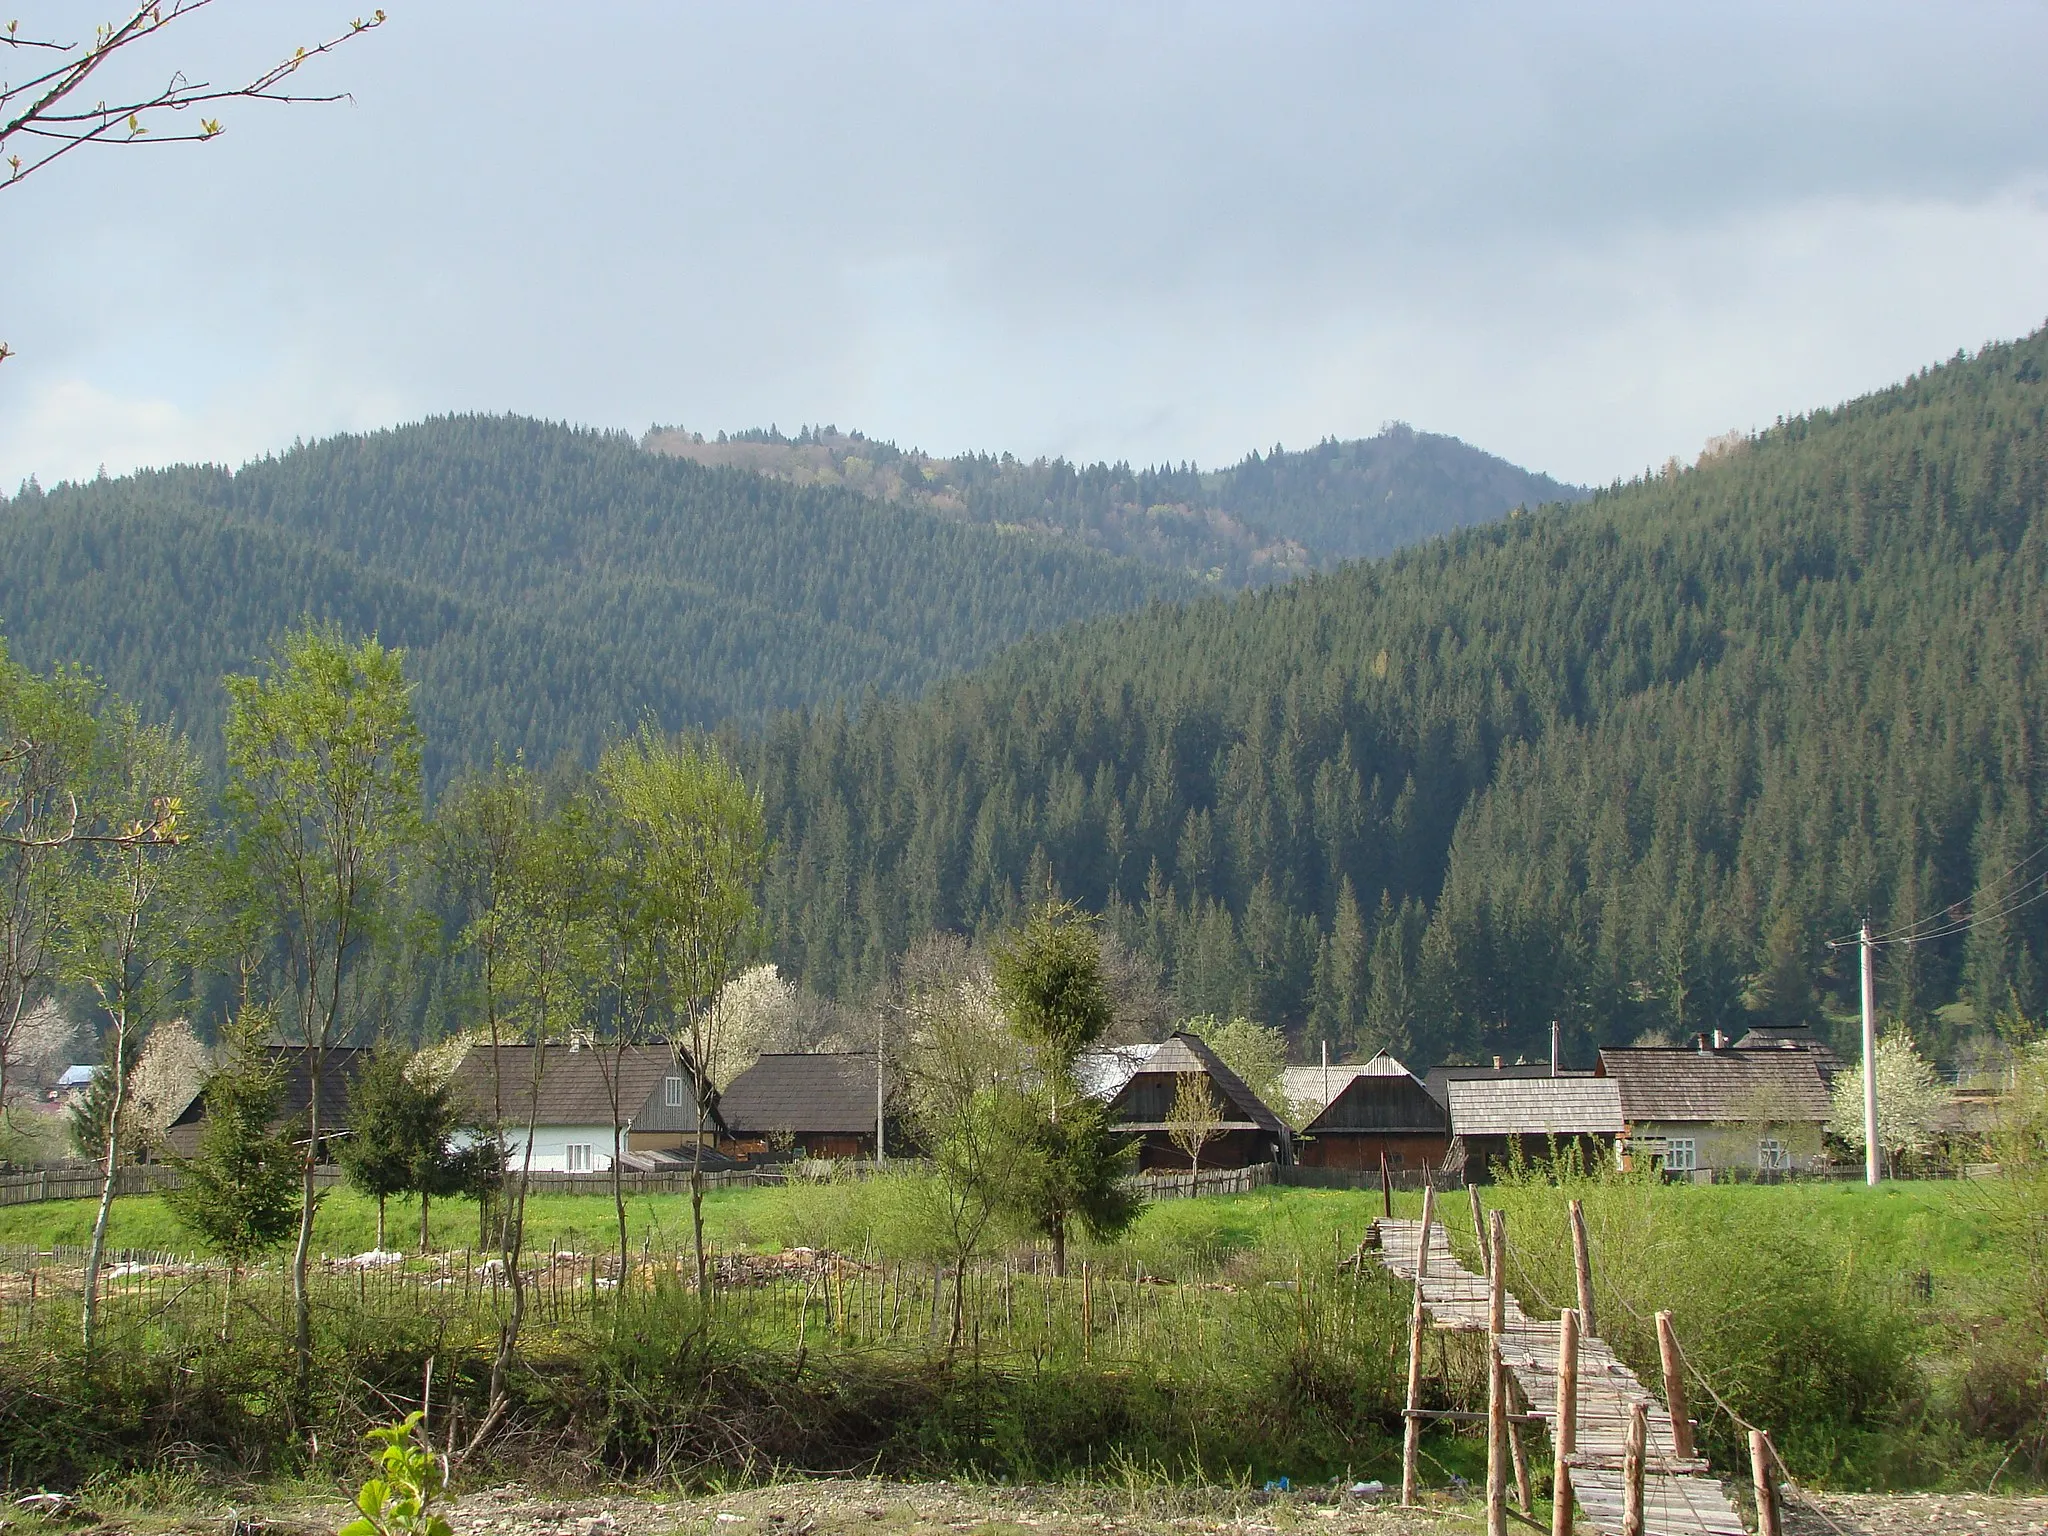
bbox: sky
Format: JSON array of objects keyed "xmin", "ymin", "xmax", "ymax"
[{"xmin": 6, "ymin": 2, "xmax": 2048, "ymax": 492}]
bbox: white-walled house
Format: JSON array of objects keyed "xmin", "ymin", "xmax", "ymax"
[{"xmin": 447, "ymin": 1044, "xmax": 715, "ymax": 1172}]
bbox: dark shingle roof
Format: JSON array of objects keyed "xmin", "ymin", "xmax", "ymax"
[
  {"xmin": 1302, "ymin": 1055, "xmax": 1447, "ymax": 1135},
  {"xmin": 1108, "ymin": 1031, "xmax": 1289, "ymax": 1138},
  {"xmin": 168, "ymin": 1046, "xmax": 370, "ymax": 1133},
  {"xmin": 446, "ymin": 1045, "xmax": 706, "ymax": 1131},
  {"xmin": 716, "ymin": 1052, "xmax": 880, "ymax": 1137},
  {"xmin": 1447, "ymin": 1076, "xmax": 1624, "ymax": 1137},
  {"xmin": 1596, "ymin": 1047, "xmax": 1833, "ymax": 1124}
]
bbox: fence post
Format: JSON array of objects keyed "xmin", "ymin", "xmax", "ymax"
[
  {"xmin": 1380, "ymin": 1151, "xmax": 1392, "ymax": 1217},
  {"xmin": 1469, "ymin": 1183, "xmax": 1488, "ymax": 1275},
  {"xmin": 1656, "ymin": 1310, "xmax": 1694, "ymax": 1459},
  {"xmin": 1568, "ymin": 1198, "xmax": 1595, "ymax": 1337},
  {"xmin": 1401, "ymin": 1179, "xmax": 1436, "ymax": 1506},
  {"xmin": 1749, "ymin": 1430, "xmax": 1781, "ymax": 1536},
  {"xmin": 1621, "ymin": 1400, "xmax": 1646, "ymax": 1536},
  {"xmin": 1551, "ymin": 1307, "xmax": 1579, "ymax": 1536},
  {"xmin": 1486, "ymin": 1208, "xmax": 1508, "ymax": 1536}
]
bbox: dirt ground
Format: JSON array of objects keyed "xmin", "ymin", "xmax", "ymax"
[{"xmin": 8, "ymin": 1478, "xmax": 2048, "ymax": 1536}]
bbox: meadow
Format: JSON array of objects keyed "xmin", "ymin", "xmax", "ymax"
[{"xmin": 0, "ymin": 1173, "xmax": 2037, "ymax": 1498}]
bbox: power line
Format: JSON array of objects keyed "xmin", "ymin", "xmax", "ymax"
[{"xmin": 1828, "ymin": 834, "xmax": 2048, "ymax": 950}]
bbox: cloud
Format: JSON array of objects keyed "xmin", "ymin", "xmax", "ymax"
[{"xmin": 3, "ymin": 3, "xmax": 2047, "ymax": 489}]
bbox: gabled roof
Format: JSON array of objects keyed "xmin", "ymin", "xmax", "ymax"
[
  {"xmin": 1108, "ymin": 1030, "xmax": 1289, "ymax": 1138},
  {"xmin": 56, "ymin": 1065, "xmax": 97, "ymax": 1088},
  {"xmin": 1447, "ymin": 1076, "xmax": 1624, "ymax": 1137},
  {"xmin": 168, "ymin": 1045, "xmax": 370, "ymax": 1132},
  {"xmin": 1302, "ymin": 1054, "xmax": 1447, "ymax": 1135},
  {"xmin": 1596, "ymin": 1047, "xmax": 1832, "ymax": 1124},
  {"xmin": 446, "ymin": 1044, "xmax": 705, "ymax": 1131},
  {"xmin": 1424, "ymin": 1061, "xmax": 1593, "ymax": 1105},
  {"xmin": 717, "ymin": 1052, "xmax": 881, "ymax": 1137},
  {"xmin": 1282, "ymin": 1053, "xmax": 1413, "ymax": 1115}
]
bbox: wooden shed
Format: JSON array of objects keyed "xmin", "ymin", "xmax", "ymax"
[
  {"xmin": 1296, "ymin": 1052, "xmax": 1448, "ymax": 1171},
  {"xmin": 1103, "ymin": 1030, "xmax": 1292, "ymax": 1170},
  {"xmin": 1444, "ymin": 1075, "xmax": 1624, "ymax": 1183},
  {"xmin": 715, "ymin": 1051, "xmax": 889, "ymax": 1161}
]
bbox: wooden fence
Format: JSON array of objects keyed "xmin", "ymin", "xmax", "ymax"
[{"xmin": 1136, "ymin": 1161, "xmax": 1277, "ymax": 1199}]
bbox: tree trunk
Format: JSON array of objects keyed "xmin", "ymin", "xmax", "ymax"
[
  {"xmin": 291, "ymin": 1048, "xmax": 321, "ymax": 1412},
  {"xmin": 1050, "ymin": 1212, "xmax": 1067, "ymax": 1278},
  {"xmin": 81, "ymin": 1011, "xmax": 132, "ymax": 1353},
  {"xmin": 377, "ymin": 1193, "xmax": 387, "ymax": 1252},
  {"xmin": 419, "ymin": 1188, "xmax": 431, "ymax": 1254}
]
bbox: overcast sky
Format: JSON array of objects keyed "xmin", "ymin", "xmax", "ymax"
[{"xmin": 6, "ymin": 2, "xmax": 2048, "ymax": 492}]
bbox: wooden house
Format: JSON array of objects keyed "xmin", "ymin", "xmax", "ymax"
[
  {"xmin": 1443, "ymin": 1075, "xmax": 1624, "ymax": 1183},
  {"xmin": 715, "ymin": 1051, "xmax": 889, "ymax": 1160},
  {"xmin": 446, "ymin": 1044, "xmax": 717, "ymax": 1172},
  {"xmin": 1295, "ymin": 1052, "xmax": 1448, "ymax": 1171},
  {"xmin": 1731, "ymin": 1024, "xmax": 1843, "ymax": 1082},
  {"xmin": 161, "ymin": 1045, "xmax": 370, "ymax": 1160},
  {"xmin": 1597, "ymin": 1044, "xmax": 1833, "ymax": 1177},
  {"xmin": 1103, "ymin": 1030, "xmax": 1292, "ymax": 1170}
]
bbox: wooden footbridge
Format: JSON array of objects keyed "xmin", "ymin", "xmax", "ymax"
[{"xmin": 1368, "ymin": 1189, "xmax": 1771, "ymax": 1536}]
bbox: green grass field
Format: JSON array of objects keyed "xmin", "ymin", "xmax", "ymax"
[
  {"xmin": 0, "ymin": 1171, "xmax": 2032, "ymax": 1491},
  {"xmin": 0, "ymin": 1173, "xmax": 2002, "ymax": 1288}
]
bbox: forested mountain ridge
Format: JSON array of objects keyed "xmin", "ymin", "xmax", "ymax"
[
  {"xmin": 739, "ymin": 331, "xmax": 2048, "ymax": 1070},
  {"xmin": 643, "ymin": 421, "xmax": 1584, "ymax": 585},
  {"xmin": 0, "ymin": 416, "xmax": 1197, "ymax": 782}
]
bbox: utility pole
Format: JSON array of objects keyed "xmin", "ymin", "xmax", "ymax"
[{"xmin": 1860, "ymin": 916, "xmax": 1880, "ymax": 1186}]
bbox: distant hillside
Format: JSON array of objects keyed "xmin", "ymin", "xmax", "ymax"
[
  {"xmin": 0, "ymin": 416, "xmax": 1197, "ymax": 784},
  {"xmin": 642, "ymin": 423, "xmax": 1583, "ymax": 585},
  {"xmin": 739, "ymin": 332, "xmax": 2048, "ymax": 1070}
]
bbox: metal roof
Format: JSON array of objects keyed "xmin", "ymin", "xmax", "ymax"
[
  {"xmin": 1446, "ymin": 1076, "xmax": 1624, "ymax": 1137},
  {"xmin": 1282, "ymin": 1052, "xmax": 1413, "ymax": 1114},
  {"xmin": 1075, "ymin": 1043, "xmax": 1157, "ymax": 1101},
  {"xmin": 1595, "ymin": 1047, "xmax": 1832, "ymax": 1124}
]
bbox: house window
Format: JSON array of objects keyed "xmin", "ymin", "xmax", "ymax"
[
  {"xmin": 1663, "ymin": 1138, "xmax": 1698, "ymax": 1173},
  {"xmin": 664, "ymin": 1075, "xmax": 686, "ymax": 1108},
  {"xmin": 565, "ymin": 1143, "xmax": 594, "ymax": 1173},
  {"xmin": 1757, "ymin": 1138, "xmax": 1791, "ymax": 1172}
]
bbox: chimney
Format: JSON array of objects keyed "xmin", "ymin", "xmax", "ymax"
[
  {"xmin": 1693, "ymin": 1033, "xmax": 1708, "ymax": 1053},
  {"xmin": 1492, "ymin": 1055, "xmax": 1504, "ymax": 1071},
  {"xmin": 1712, "ymin": 1029, "xmax": 1728, "ymax": 1051},
  {"xmin": 1550, "ymin": 1020, "xmax": 1561, "ymax": 1078}
]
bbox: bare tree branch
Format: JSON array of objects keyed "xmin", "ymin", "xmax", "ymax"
[{"xmin": 1, "ymin": 2, "xmax": 385, "ymax": 191}]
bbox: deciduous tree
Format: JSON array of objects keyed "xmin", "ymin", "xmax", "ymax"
[{"xmin": 222, "ymin": 624, "xmax": 422, "ymax": 1401}]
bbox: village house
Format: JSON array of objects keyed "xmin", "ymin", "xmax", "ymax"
[
  {"xmin": 1294, "ymin": 1052, "xmax": 1449, "ymax": 1171},
  {"xmin": 1732, "ymin": 1023, "xmax": 1844, "ymax": 1081},
  {"xmin": 1101, "ymin": 1030, "xmax": 1293, "ymax": 1170},
  {"xmin": 715, "ymin": 1051, "xmax": 890, "ymax": 1161},
  {"xmin": 1597, "ymin": 1042, "xmax": 1833, "ymax": 1178},
  {"xmin": 161, "ymin": 1044, "xmax": 370, "ymax": 1160},
  {"xmin": 446, "ymin": 1044, "xmax": 718, "ymax": 1173},
  {"xmin": 1442, "ymin": 1075, "xmax": 1625, "ymax": 1183}
]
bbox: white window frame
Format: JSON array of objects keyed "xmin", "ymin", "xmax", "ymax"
[
  {"xmin": 1757, "ymin": 1137, "xmax": 1790, "ymax": 1172},
  {"xmin": 1663, "ymin": 1137, "xmax": 1698, "ymax": 1173},
  {"xmin": 665, "ymin": 1075, "xmax": 686, "ymax": 1108},
  {"xmin": 565, "ymin": 1143, "xmax": 594, "ymax": 1173}
]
